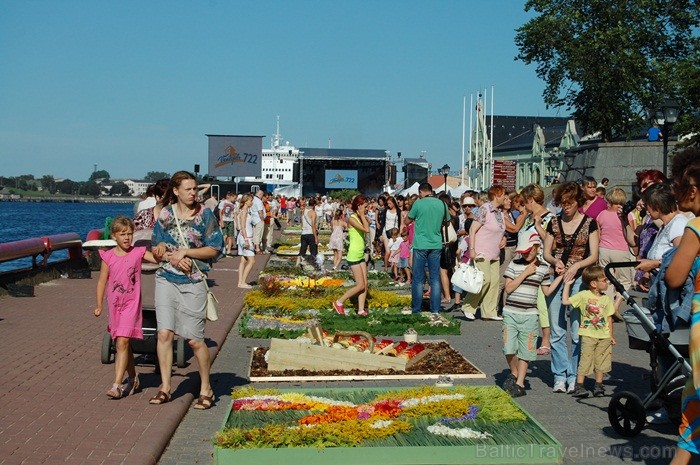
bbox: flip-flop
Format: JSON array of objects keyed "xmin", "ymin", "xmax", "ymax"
[
  {"xmin": 193, "ymin": 394, "xmax": 214, "ymax": 410},
  {"xmin": 537, "ymin": 346, "xmax": 551, "ymax": 356},
  {"xmin": 149, "ymin": 390, "xmax": 171, "ymax": 405}
]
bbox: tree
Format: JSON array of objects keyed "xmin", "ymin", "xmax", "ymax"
[
  {"xmin": 89, "ymin": 170, "xmax": 110, "ymax": 182},
  {"xmin": 515, "ymin": 0, "xmax": 700, "ymax": 141},
  {"xmin": 109, "ymin": 182, "xmax": 131, "ymax": 196},
  {"xmin": 145, "ymin": 171, "xmax": 170, "ymax": 182},
  {"xmin": 57, "ymin": 179, "xmax": 78, "ymax": 195},
  {"xmin": 41, "ymin": 175, "xmax": 57, "ymax": 194}
]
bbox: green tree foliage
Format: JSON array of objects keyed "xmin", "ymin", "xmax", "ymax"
[
  {"xmin": 109, "ymin": 182, "xmax": 131, "ymax": 196},
  {"xmin": 56, "ymin": 179, "xmax": 78, "ymax": 195},
  {"xmin": 89, "ymin": 170, "xmax": 110, "ymax": 181},
  {"xmin": 145, "ymin": 171, "xmax": 170, "ymax": 182},
  {"xmin": 515, "ymin": 0, "xmax": 700, "ymax": 141},
  {"xmin": 41, "ymin": 175, "xmax": 57, "ymax": 194},
  {"xmin": 328, "ymin": 189, "xmax": 360, "ymax": 203}
]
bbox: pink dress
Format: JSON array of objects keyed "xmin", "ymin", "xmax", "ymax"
[{"xmin": 99, "ymin": 247, "xmax": 146, "ymax": 339}]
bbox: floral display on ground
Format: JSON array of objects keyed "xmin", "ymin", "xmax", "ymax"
[
  {"xmin": 215, "ymin": 386, "xmax": 543, "ymax": 450},
  {"xmin": 240, "ymin": 274, "xmax": 460, "ymax": 338},
  {"xmin": 249, "ymin": 341, "xmax": 484, "ymax": 378}
]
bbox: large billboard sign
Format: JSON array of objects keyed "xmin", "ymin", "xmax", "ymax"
[
  {"xmin": 324, "ymin": 169, "xmax": 358, "ymax": 189},
  {"xmin": 207, "ymin": 135, "xmax": 263, "ymax": 178}
]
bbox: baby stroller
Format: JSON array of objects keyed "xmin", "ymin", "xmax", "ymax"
[
  {"xmin": 100, "ymin": 306, "xmax": 187, "ymax": 369},
  {"xmin": 604, "ymin": 262, "xmax": 691, "ymax": 437}
]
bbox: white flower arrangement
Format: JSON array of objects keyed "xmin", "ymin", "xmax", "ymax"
[
  {"xmin": 398, "ymin": 393, "xmax": 464, "ymax": 409},
  {"xmin": 427, "ymin": 423, "xmax": 492, "ymax": 439},
  {"xmin": 369, "ymin": 420, "xmax": 394, "ymax": 429}
]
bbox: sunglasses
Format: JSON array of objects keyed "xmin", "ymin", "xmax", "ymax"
[{"xmin": 462, "ymin": 204, "xmax": 475, "ymax": 207}]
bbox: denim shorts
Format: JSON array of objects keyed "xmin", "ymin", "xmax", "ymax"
[{"xmin": 502, "ymin": 311, "xmax": 539, "ymax": 361}]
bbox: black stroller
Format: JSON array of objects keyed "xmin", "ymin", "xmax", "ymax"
[{"xmin": 605, "ymin": 262, "xmax": 692, "ymax": 437}]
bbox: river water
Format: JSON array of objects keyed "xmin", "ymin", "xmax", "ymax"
[{"xmin": 0, "ymin": 201, "xmax": 136, "ymax": 272}]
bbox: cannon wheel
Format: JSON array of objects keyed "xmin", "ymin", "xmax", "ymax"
[
  {"xmin": 175, "ymin": 337, "xmax": 187, "ymax": 368},
  {"xmin": 101, "ymin": 333, "xmax": 114, "ymax": 364},
  {"xmin": 608, "ymin": 391, "xmax": 646, "ymax": 437}
]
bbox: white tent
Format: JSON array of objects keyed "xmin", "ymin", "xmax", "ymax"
[
  {"xmin": 273, "ymin": 183, "xmax": 301, "ymax": 198},
  {"xmin": 395, "ymin": 181, "xmax": 420, "ymax": 197},
  {"xmin": 449, "ymin": 184, "xmax": 470, "ymax": 198}
]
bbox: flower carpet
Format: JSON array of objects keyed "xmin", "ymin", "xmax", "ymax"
[{"xmin": 214, "ymin": 386, "xmax": 562, "ymax": 465}]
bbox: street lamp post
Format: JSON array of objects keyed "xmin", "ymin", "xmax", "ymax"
[
  {"xmin": 658, "ymin": 98, "xmax": 681, "ymax": 177},
  {"xmin": 440, "ymin": 164, "xmax": 450, "ymax": 194}
]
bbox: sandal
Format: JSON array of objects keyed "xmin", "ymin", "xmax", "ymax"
[
  {"xmin": 106, "ymin": 383, "xmax": 125, "ymax": 399},
  {"xmin": 125, "ymin": 375, "xmax": 140, "ymax": 396},
  {"xmin": 537, "ymin": 346, "xmax": 551, "ymax": 356},
  {"xmin": 193, "ymin": 394, "xmax": 214, "ymax": 410},
  {"xmin": 149, "ymin": 390, "xmax": 171, "ymax": 405}
]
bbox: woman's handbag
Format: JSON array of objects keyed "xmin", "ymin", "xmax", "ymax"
[
  {"xmin": 443, "ymin": 203, "xmax": 458, "ymax": 243},
  {"xmin": 172, "ymin": 206, "xmax": 219, "ymax": 322},
  {"xmin": 450, "ymin": 259, "xmax": 484, "ymax": 293}
]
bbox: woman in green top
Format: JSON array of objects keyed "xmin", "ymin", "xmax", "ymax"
[{"xmin": 332, "ymin": 195, "xmax": 370, "ymax": 316}]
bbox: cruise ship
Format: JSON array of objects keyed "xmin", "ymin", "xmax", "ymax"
[{"xmin": 256, "ymin": 116, "xmax": 300, "ymax": 189}]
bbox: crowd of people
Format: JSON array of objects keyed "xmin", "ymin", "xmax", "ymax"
[{"xmin": 95, "ymin": 147, "xmax": 700, "ymax": 464}]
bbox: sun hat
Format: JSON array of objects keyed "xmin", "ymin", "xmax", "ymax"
[
  {"xmin": 462, "ymin": 196, "xmax": 476, "ymax": 206},
  {"xmin": 515, "ymin": 231, "xmax": 541, "ymax": 254}
]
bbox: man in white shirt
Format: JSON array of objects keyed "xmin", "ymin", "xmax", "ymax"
[{"xmin": 250, "ymin": 190, "xmax": 265, "ymax": 254}]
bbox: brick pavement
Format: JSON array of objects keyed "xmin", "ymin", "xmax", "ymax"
[
  {"xmin": 2, "ymin": 252, "xmax": 698, "ymax": 465},
  {"xmin": 0, "ymin": 253, "xmax": 268, "ymax": 465},
  {"xmin": 159, "ymin": 287, "xmax": 699, "ymax": 465}
]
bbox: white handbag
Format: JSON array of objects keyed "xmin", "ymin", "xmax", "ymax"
[
  {"xmin": 450, "ymin": 260, "xmax": 484, "ymax": 294},
  {"xmin": 172, "ymin": 206, "xmax": 219, "ymax": 322}
]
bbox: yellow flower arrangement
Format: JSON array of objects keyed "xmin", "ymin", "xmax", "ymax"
[{"xmin": 243, "ymin": 289, "xmax": 410, "ymax": 312}]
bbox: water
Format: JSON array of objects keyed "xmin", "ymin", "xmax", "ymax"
[{"xmin": 0, "ymin": 201, "xmax": 136, "ymax": 272}]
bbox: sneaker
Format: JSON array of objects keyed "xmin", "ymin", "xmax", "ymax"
[
  {"xmin": 566, "ymin": 381, "xmax": 577, "ymax": 394},
  {"xmin": 462, "ymin": 311, "xmax": 476, "ymax": 321},
  {"xmin": 332, "ymin": 301, "xmax": 346, "ymax": 316},
  {"xmin": 570, "ymin": 384, "xmax": 590, "ymax": 398},
  {"xmin": 593, "ymin": 383, "xmax": 605, "ymax": 397},
  {"xmin": 502, "ymin": 373, "xmax": 517, "ymax": 392},
  {"xmin": 357, "ymin": 310, "xmax": 368, "ymax": 317},
  {"xmin": 484, "ymin": 316, "xmax": 503, "ymax": 321},
  {"xmin": 552, "ymin": 381, "xmax": 567, "ymax": 393},
  {"xmin": 508, "ymin": 383, "xmax": 527, "ymax": 398}
]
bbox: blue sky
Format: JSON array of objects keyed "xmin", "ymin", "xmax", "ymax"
[{"xmin": 1, "ymin": 0, "xmax": 563, "ymax": 181}]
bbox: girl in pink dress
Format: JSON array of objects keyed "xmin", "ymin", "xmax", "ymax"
[{"xmin": 94, "ymin": 217, "xmax": 161, "ymax": 399}]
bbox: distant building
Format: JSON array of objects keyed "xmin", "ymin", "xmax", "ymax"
[{"xmin": 122, "ymin": 180, "xmax": 150, "ymax": 197}]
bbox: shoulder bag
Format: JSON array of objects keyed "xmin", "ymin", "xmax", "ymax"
[
  {"xmin": 450, "ymin": 259, "xmax": 484, "ymax": 293},
  {"xmin": 172, "ymin": 206, "xmax": 219, "ymax": 322},
  {"xmin": 443, "ymin": 202, "xmax": 458, "ymax": 243}
]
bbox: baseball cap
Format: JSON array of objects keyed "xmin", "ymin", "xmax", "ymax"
[
  {"xmin": 462, "ymin": 196, "xmax": 476, "ymax": 206},
  {"xmin": 516, "ymin": 231, "xmax": 540, "ymax": 254}
]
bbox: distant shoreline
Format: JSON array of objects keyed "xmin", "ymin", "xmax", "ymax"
[{"xmin": 0, "ymin": 197, "xmax": 137, "ymax": 204}]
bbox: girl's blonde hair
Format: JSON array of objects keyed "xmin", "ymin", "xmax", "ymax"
[
  {"xmin": 110, "ymin": 216, "xmax": 134, "ymax": 235},
  {"xmin": 605, "ymin": 187, "xmax": 627, "ymax": 206}
]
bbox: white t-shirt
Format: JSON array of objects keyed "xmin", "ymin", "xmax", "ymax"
[
  {"xmin": 137, "ymin": 197, "xmax": 157, "ymax": 212},
  {"xmin": 648, "ymin": 213, "xmax": 694, "ymax": 259},
  {"xmin": 250, "ymin": 196, "xmax": 264, "ymax": 225}
]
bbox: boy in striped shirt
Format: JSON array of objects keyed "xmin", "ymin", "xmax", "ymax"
[{"xmin": 501, "ymin": 232, "xmax": 564, "ymax": 397}]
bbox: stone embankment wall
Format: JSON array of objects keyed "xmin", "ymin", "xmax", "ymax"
[{"xmin": 561, "ymin": 140, "xmax": 680, "ymax": 197}]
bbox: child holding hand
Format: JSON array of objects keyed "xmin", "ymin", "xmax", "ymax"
[
  {"xmin": 94, "ymin": 216, "xmax": 163, "ymax": 399},
  {"xmin": 562, "ymin": 264, "xmax": 616, "ymax": 398},
  {"xmin": 501, "ymin": 232, "xmax": 563, "ymax": 397}
]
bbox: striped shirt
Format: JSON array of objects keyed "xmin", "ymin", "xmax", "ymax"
[{"xmin": 503, "ymin": 260, "xmax": 551, "ymax": 315}]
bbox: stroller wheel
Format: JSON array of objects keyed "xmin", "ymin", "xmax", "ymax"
[
  {"xmin": 608, "ymin": 391, "xmax": 646, "ymax": 437},
  {"xmin": 101, "ymin": 333, "xmax": 114, "ymax": 364}
]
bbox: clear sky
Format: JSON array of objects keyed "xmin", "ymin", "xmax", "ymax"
[{"xmin": 1, "ymin": 0, "xmax": 563, "ymax": 182}]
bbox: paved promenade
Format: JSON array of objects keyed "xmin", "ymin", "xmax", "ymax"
[
  {"xmin": 1, "ymin": 251, "xmax": 698, "ymax": 465},
  {"xmin": 0, "ymin": 255, "xmax": 267, "ymax": 465}
]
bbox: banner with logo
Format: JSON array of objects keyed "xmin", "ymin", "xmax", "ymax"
[
  {"xmin": 324, "ymin": 169, "xmax": 358, "ymax": 189},
  {"xmin": 207, "ymin": 135, "xmax": 263, "ymax": 177}
]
